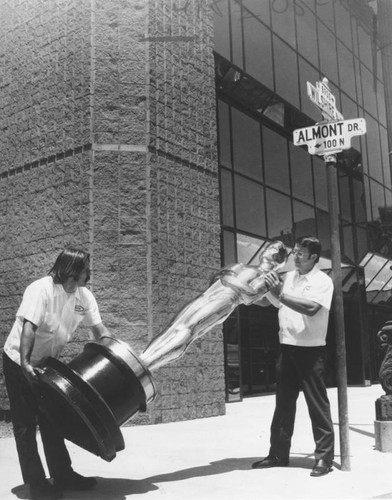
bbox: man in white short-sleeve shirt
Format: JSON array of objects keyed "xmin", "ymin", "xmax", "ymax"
[
  {"xmin": 252, "ymin": 236, "xmax": 335, "ymax": 478},
  {"xmin": 3, "ymin": 248, "xmax": 115, "ymax": 500}
]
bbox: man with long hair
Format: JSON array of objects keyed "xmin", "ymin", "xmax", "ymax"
[{"xmin": 3, "ymin": 248, "xmax": 114, "ymax": 500}]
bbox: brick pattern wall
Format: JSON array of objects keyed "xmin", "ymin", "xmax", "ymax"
[{"xmin": 0, "ymin": 0, "xmax": 225, "ymax": 424}]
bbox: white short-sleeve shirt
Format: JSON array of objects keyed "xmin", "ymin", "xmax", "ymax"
[
  {"xmin": 4, "ymin": 276, "xmax": 102, "ymax": 366},
  {"xmin": 273, "ymin": 266, "xmax": 334, "ymax": 347}
]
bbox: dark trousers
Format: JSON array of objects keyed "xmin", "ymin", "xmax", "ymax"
[
  {"xmin": 3, "ymin": 352, "xmax": 72, "ymax": 486},
  {"xmin": 269, "ymin": 345, "xmax": 334, "ymax": 462}
]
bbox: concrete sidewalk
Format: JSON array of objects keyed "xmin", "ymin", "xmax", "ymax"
[{"xmin": 1, "ymin": 384, "xmax": 392, "ymax": 500}]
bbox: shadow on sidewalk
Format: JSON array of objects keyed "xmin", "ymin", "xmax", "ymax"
[{"xmin": 10, "ymin": 456, "xmax": 319, "ymax": 499}]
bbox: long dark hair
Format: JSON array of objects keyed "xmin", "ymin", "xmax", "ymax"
[{"xmin": 49, "ymin": 248, "xmax": 90, "ymax": 284}]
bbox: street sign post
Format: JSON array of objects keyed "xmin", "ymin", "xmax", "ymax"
[
  {"xmin": 293, "ymin": 78, "xmax": 366, "ymax": 472},
  {"xmin": 293, "ymin": 118, "xmax": 367, "ymax": 155}
]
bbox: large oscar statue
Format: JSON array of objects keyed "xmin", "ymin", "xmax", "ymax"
[
  {"xmin": 375, "ymin": 321, "xmax": 392, "ymax": 451},
  {"xmin": 36, "ymin": 241, "xmax": 288, "ymax": 461}
]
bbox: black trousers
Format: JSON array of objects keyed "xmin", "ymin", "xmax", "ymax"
[
  {"xmin": 269, "ymin": 345, "xmax": 334, "ymax": 462},
  {"xmin": 3, "ymin": 352, "xmax": 72, "ymax": 486}
]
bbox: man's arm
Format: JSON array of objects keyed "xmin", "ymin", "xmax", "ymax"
[
  {"xmin": 20, "ymin": 320, "xmax": 39, "ymax": 381},
  {"xmin": 264, "ymin": 272, "xmax": 322, "ymax": 316},
  {"xmin": 90, "ymin": 322, "xmax": 116, "ymax": 341}
]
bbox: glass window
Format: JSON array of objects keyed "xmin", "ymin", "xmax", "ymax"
[
  {"xmin": 296, "ymin": 5, "xmax": 318, "ymax": 67},
  {"xmin": 352, "ymin": 177, "xmax": 367, "ymax": 224},
  {"xmin": 357, "ymin": 25, "xmax": 373, "ymax": 70},
  {"xmin": 361, "ymin": 64, "xmax": 378, "ymax": 118},
  {"xmin": 315, "ymin": 208, "xmax": 331, "ymax": 254},
  {"xmin": 363, "ymin": 175, "xmax": 372, "ymax": 220},
  {"xmin": 339, "ymin": 173, "xmax": 352, "ymax": 222},
  {"xmin": 242, "ymin": 0, "xmax": 270, "ymax": 25},
  {"xmin": 230, "ymin": 1, "xmax": 243, "ymax": 69},
  {"xmin": 263, "ymin": 125, "xmax": 290, "ymax": 193},
  {"xmin": 318, "ymin": 23, "xmax": 338, "ymax": 85},
  {"xmin": 213, "ymin": 0, "xmax": 230, "ymax": 60},
  {"xmin": 377, "ymin": 83, "xmax": 387, "ymax": 127},
  {"xmin": 289, "ymin": 142, "xmax": 314, "ymax": 204},
  {"xmin": 223, "ymin": 229, "xmax": 236, "ymax": 265},
  {"xmin": 236, "ymin": 233, "xmax": 265, "ymax": 264},
  {"xmin": 370, "ymin": 180, "xmax": 385, "ymax": 222},
  {"xmin": 220, "ymin": 168, "xmax": 234, "ymax": 226},
  {"xmin": 340, "ymin": 93, "xmax": 357, "ymax": 122},
  {"xmin": 360, "ymin": 134, "xmax": 369, "ymax": 176},
  {"xmin": 380, "ymin": 126, "xmax": 391, "ymax": 189},
  {"xmin": 366, "ymin": 113, "xmax": 383, "ymax": 183},
  {"xmin": 316, "ymin": 0, "xmax": 334, "ymax": 29},
  {"xmin": 218, "ymin": 100, "xmax": 232, "ymax": 168},
  {"xmin": 243, "ymin": 16, "xmax": 273, "ymax": 89},
  {"xmin": 293, "ymin": 200, "xmax": 316, "ymax": 236},
  {"xmin": 337, "ymin": 41, "xmax": 356, "ymax": 99},
  {"xmin": 342, "ymin": 223, "xmax": 355, "ymax": 262},
  {"xmin": 273, "ymin": 36, "xmax": 300, "ymax": 108},
  {"xmin": 356, "ymin": 226, "xmax": 368, "ymax": 261},
  {"xmin": 354, "ymin": 57, "xmax": 363, "ymax": 108},
  {"xmin": 271, "ymin": 0, "xmax": 296, "ymax": 47},
  {"xmin": 334, "ymin": 1, "xmax": 352, "ymax": 49},
  {"xmin": 234, "ymin": 175, "xmax": 265, "ymax": 235},
  {"xmin": 265, "ymin": 189, "xmax": 292, "ymax": 240},
  {"xmin": 232, "ymin": 108, "xmax": 262, "ymax": 181},
  {"xmin": 313, "ymin": 156, "xmax": 328, "ymax": 211},
  {"xmin": 298, "ymin": 57, "xmax": 321, "ymax": 121}
]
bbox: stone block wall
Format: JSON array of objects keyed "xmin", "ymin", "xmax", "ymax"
[{"xmin": 0, "ymin": 0, "xmax": 225, "ymax": 424}]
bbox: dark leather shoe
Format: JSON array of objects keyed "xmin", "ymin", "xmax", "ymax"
[
  {"xmin": 53, "ymin": 471, "xmax": 97, "ymax": 491},
  {"xmin": 30, "ymin": 479, "xmax": 63, "ymax": 500},
  {"xmin": 310, "ymin": 459, "xmax": 333, "ymax": 477},
  {"xmin": 252, "ymin": 456, "xmax": 289, "ymax": 469}
]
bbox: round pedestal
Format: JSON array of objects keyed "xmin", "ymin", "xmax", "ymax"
[{"xmin": 36, "ymin": 338, "xmax": 156, "ymax": 462}]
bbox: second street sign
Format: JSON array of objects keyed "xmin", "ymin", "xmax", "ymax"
[{"xmin": 293, "ymin": 118, "xmax": 367, "ymax": 155}]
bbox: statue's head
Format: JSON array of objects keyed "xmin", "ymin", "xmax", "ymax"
[{"xmin": 259, "ymin": 241, "xmax": 288, "ymax": 267}]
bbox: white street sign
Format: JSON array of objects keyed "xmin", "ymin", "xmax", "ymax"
[
  {"xmin": 293, "ymin": 118, "xmax": 367, "ymax": 155},
  {"xmin": 307, "ymin": 80, "xmax": 344, "ymax": 121}
]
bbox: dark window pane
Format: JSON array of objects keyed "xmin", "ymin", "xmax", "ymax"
[
  {"xmin": 315, "ymin": 209, "xmax": 331, "ymax": 255},
  {"xmin": 242, "ymin": 0, "xmax": 270, "ymax": 24},
  {"xmin": 378, "ymin": 83, "xmax": 387, "ymax": 126},
  {"xmin": 290, "ymin": 143, "xmax": 313, "ymax": 204},
  {"xmin": 339, "ymin": 173, "xmax": 352, "ymax": 222},
  {"xmin": 220, "ymin": 168, "xmax": 234, "ymax": 227},
  {"xmin": 318, "ymin": 23, "xmax": 338, "ymax": 85},
  {"xmin": 342, "ymin": 223, "xmax": 355, "ymax": 263},
  {"xmin": 313, "ymin": 156, "xmax": 328, "ymax": 211},
  {"xmin": 316, "ymin": 0, "xmax": 334, "ymax": 29},
  {"xmin": 296, "ymin": 5, "xmax": 318, "ymax": 66},
  {"xmin": 263, "ymin": 125, "xmax": 290, "ymax": 193},
  {"xmin": 366, "ymin": 113, "xmax": 383, "ymax": 183},
  {"xmin": 352, "ymin": 177, "xmax": 367, "ymax": 224},
  {"xmin": 266, "ymin": 189, "xmax": 292, "ymax": 240},
  {"xmin": 361, "ymin": 65, "xmax": 378, "ymax": 118},
  {"xmin": 337, "ymin": 41, "xmax": 356, "ymax": 99},
  {"xmin": 231, "ymin": 1, "xmax": 243, "ymax": 68},
  {"xmin": 218, "ymin": 100, "xmax": 232, "ymax": 168},
  {"xmin": 232, "ymin": 108, "xmax": 262, "ymax": 181},
  {"xmin": 243, "ymin": 16, "xmax": 273, "ymax": 89},
  {"xmin": 293, "ymin": 200, "xmax": 316, "ymax": 237},
  {"xmin": 380, "ymin": 127, "xmax": 391, "ymax": 188},
  {"xmin": 271, "ymin": 0, "xmax": 296, "ymax": 47},
  {"xmin": 223, "ymin": 229, "xmax": 236, "ymax": 265},
  {"xmin": 357, "ymin": 25, "xmax": 373, "ymax": 70},
  {"xmin": 213, "ymin": 0, "xmax": 230, "ymax": 60},
  {"xmin": 370, "ymin": 180, "xmax": 385, "ymax": 222},
  {"xmin": 273, "ymin": 36, "xmax": 299, "ymax": 107},
  {"xmin": 340, "ymin": 93, "xmax": 358, "ymax": 123},
  {"xmin": 235, "ymin": 175, "xmax": 265, "ymax": 235},
  {"xmin": 335, "ymin": 2, "xmax": 352, "ymax": 49},
  {"xmin": 356, "ymin": 226, "xmax": 368, "ymax": 261}
]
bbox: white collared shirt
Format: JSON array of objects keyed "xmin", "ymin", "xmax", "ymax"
[
  {"xmin": 4, "ymin": 276, "xmax": 102, "ymax": 366},
  {"xmin": 272, "ymin": 266, "xmax": 334, "ymax": 347}
]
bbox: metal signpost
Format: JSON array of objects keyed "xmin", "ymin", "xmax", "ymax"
[{"xmin": 293, "ymin": 78, "xmax": 367, "ymax": 472}]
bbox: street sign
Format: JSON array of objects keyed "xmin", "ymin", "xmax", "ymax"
[
  {"xmin": 307, "ymin": 80, "xmax": 344, "ymax": 121},
  {"xmin": 293, "ymin": 117, "xmax": 366, "ymax": 155}
]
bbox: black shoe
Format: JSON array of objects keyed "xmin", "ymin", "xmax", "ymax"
[
  {"xmin": 30, "ymin": 479, "xmax": 63, "ymax": 500},
  {"xmin": 252, "ymin": 455, "xmax": 289, "ymax": 469},
  {"xmin": 310, "ymin": 459, "xmax": 333, "ymax": 477},
  {"xmin": 53, "ymin": 471, "xmax": 97, "ymax": 491}
]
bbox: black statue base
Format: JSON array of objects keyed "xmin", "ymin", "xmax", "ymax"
[{"xmin": 35, "ymin": 338, "xmax": 156, "ymax": 462}]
